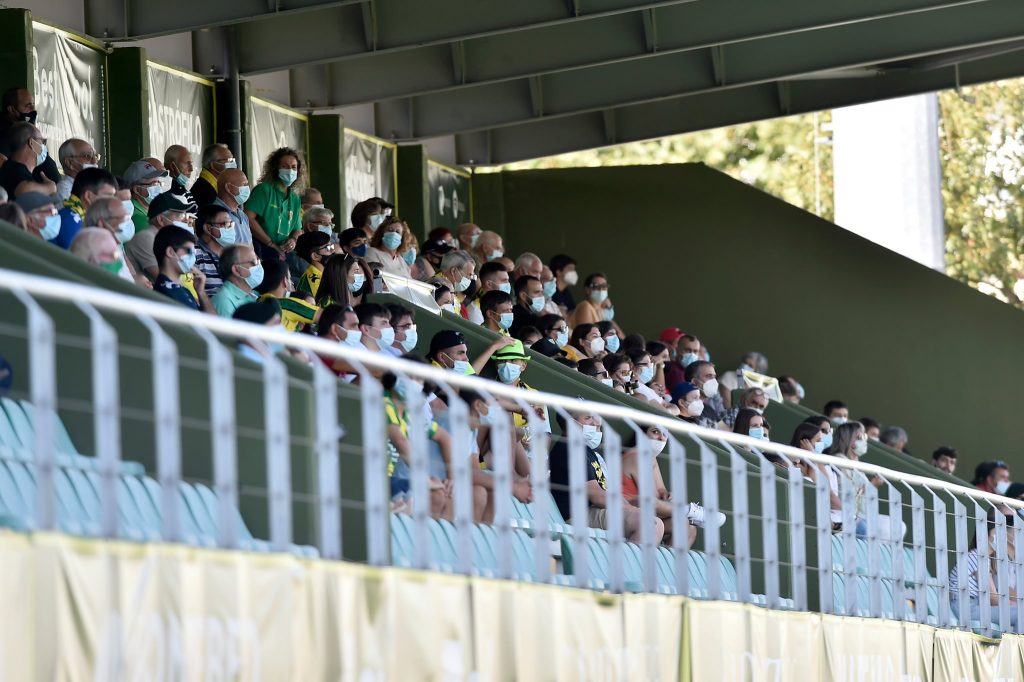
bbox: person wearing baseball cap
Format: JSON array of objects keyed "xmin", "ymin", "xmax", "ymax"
[
  {"xmin": 670, "ymin": 382, "xmax": 706, "ymax": 426},
  {"xmin": 14, "ymin": 191, "xmax": 60, "ymax": 241},
  {"xmin": 124, "ymin": 191, "xmax": 192, "ymax": 283},
  {"xmin": 123, "ymin": 158, "xmax": 169, "ymax": 234},
  {"xmin": 490, "ymin": 339, "xmax": 552, "ymax": 439}
]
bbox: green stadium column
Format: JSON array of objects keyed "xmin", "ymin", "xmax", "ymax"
[
  {"xmin": 216, "ymin": 79, "xmax": 250, "ymax": 176},
  {"xmin": 308, "ymin": 114, "xmax": 345, "ymax": 216},
  {"xmin": 396, "ymin": 144, "xmax": 430, "ymax": 237},
  {"xmin": 470, "ymin": 171, "xmax": 506, "ymax": 234},
  {"xmin": 0, "ymin": 9, "xmax": 32, "ymax": 96},
  {"xmin": 107, "ymin": 47, "xmax": 149, "ymax": 177}
]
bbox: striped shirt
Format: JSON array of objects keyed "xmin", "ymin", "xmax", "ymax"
[{"xmin": 949, "ymin": 549, "xmax": 982, "ymax": 596}]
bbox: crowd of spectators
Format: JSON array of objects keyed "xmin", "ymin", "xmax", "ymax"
[{"xmin": 1, "ymin": 84, "xmax": 1015, "ymax": 553}]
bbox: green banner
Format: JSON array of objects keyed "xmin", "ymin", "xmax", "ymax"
[
  {"xmin": 427, "ymin": 160, "xmax": 470, "ymax": 230},
  {"xmin": 32, "ymin": 23, "xmax": 107, "ymax": 160},
  {"xmin": 146, "ymin": 63, "xmax": 214, "ymax": 175}
]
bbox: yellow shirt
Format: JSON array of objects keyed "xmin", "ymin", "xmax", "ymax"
[{"xmin": 297, "ymin": 264, "xmax": 322, "ymax": 297}]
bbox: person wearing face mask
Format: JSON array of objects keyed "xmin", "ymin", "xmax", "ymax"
[
  {"xmin": 353, "ymin": 303, "xmax": 397, "ymax": 355},
  {"xmin": 733, "ymin": 408, "xmax": 770, "ymax": 456},
  {"xmin": 69, "ymin": 226, "xmax": 128, "ymax": 278},
  {"xmin": 387, "ymin": 304, "xmax": 420, "ymax": 356},
  {"xmin": 597, "ymin": 321, "xmax": 621, "ymax": 354},
  {"xmin": 364, "ymin": 215, "xmax": 412, "ymax": 277},
  {"xmin": 124, "ymin": 192, "xmax": 193, "ymax": 284},
  {"xmin": 479, "ymin": 290, "xmax": 515, "ymax": 336},
  {"xmin": 571, "ymin": 272, "xmax": 621, "ymax": 332},
  {"xmin": 537, "ymin": 265, "xmax": 561, "ymax": 314},
  {"xmin": 578, "ymin": 358, "xmax": 614, "ymax": 388},
  {"xmin": 314, "ymin": 254, "xmax": 369, "ymax": 308},
  {"xmin": 548, "ymin": 408, "xmax": 665, "ymax": 544},
  {"xmin": 718, "ymin": 352, "xmax": 769, "ymax": 407},
  {"xmin": 787, "ymin": 422, "xmax": 833, "ymax": 485},
  {"xmin": 510, "ymin": 275, "xmax": 545, "ymax": 337},
  {"xmin": 0, "ymin": 88, "xmax": 59, "ymax": 184},
  {"xmin": 625, "ymin": 348, "xmax": 666, "ymax": 408},
  {"xmin": 470, "ymin": 230, "xmax": 504, "ymax": 266},
  {"xmin": 537, "ymin": 314, "xmax": 579, "ymax": 361},
  {"xmin": 779, "ymin": 375, "xmax": 806, "ymax": 405},
  {"xmin": 973, "ymin": 460, "xmax": 1012, "ymax": 496},
  {"xmin": 351, "ymin": 198, "xmax": 385, "ymax": 241},
  {"xmin": 428, "ymin": 330, "xmax": 476, "ymax": 376},
  {"xmin": 244, "ymin": 147, "xmax": 303, "ymax": 259},
  {"xmin": 212, "ymin": 244, "xmax": 262, "ymax": 317},
  {"xmin": 860, "ymin": 417, "xmax": 882, "ymax": 442},
  {"xmin": 603, "ymin": 353, "xmax": 635, "ymax": 395},
  {"xmin": 55, "ymin": 138, "xmax": 100, "ymax": 202},
  {"xmin": 433, "ymin": 283, "xmax": 456, "ymax": 314},
  {"xmin": 163, "ymin": 145, "xmax": 197, "ymax": 211},
  {"xmin": 14, "ymin": 191, "xmax": 61, "ymax": 242},
  {"xmin": 83, "ymin": 197, "xmax": 147, "ymax": 285},
  {"xmin": 151, "ymin": 225, "xmax": 212, "ymax": 312},
  {"xmin": 829, "ymin": 421, "xmax": 903, "ymax": 541},
  {"xmin": 300, "ymin": 206, "xmax": 335, "ymax": 238},
  {"xmin": 664, "ymin": 333, "xmax": 702, "ymax": 393},
  {"xmin": 456, "ymin": 222, "xmax": 483, "ymax": 252},
  {"xmin": 53, "ymin": 167, "xmax": 117, "ymax": 249},
  {"xmin": 823, "ymin": 400, "xmax": 850, "ymax": 427},
  {"xmin": 434, "ymin": 250, "xmax": 477, "ymax": 319},
  {"xmin": 122, "ymin": 159, "xmax": 171, "ymax": 235},
  {"xmin": 193, "ymin": 204, "xmax": 237, "ymax": 297},
  {"xmin": 683, "ymin": 360, "xmax": 726, "ymax": 430},
  {"xmin": 549, "ymin": 254, "xmax": 578, "ymax": 315},
  {"xmin": 0, "ymin": 122, "xmax": 57, "ymax": 197},
  {"xmin": 931, "ymin": 446, "xmax": 958, "ymax": 475},
  {"xmin": 315, "ymin": 304, "xmax": 363, "ymax": 380},
  {"xmin": 724, "ymin": 387, "xmax": 769, "ymax": 429},
  {"xmin": 489, "ymin": 339, "xmax": 542, "ymax": 433},
  {"xmin": 803, "ymin": 415, "xmax": 834, "ymax": 454},
  {"xmin": 210, "ymin": 168, "xmax": 254, "ymax": 246},
  {"xmin": 949, "ymin": 506, "xmax": 1020, "ymax": 630},
  {"xmin": 255, "ymin": 259, "xmax": 320, "ymax": 332},
  {"xmin": 671, "ymin": 382, "xmax": 714, "ymax": 428},
  {"xmin": 645, "ymin": 341, "xmax": 672, "ymax": 400},
  {"xmin": 294, "ymin": 231, "xmax": 334, "ymax": 297},
  {"xmin": 190, "ymin": 143, "xmax": 237, "ymax": 209},
  {"xmin": 465, "ymin": 262, "xmax": 511, "ymax": 325},
  {"xmin": 569, "ymin": 323, "xmax": 605, "ymax": 360}
]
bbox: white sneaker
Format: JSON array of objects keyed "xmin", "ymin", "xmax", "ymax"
[{"xmin": 687, "ymin": 502, "xmax": 726, "ymax": 528}]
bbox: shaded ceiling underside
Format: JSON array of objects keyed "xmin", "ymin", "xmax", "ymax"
[{"xmin": 89, "ymin": 0, "xmax": 1024, "ymax": 164}]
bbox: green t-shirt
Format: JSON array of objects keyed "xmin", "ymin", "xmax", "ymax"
[
  {"xmin": 131, "ymin": 199, "xmax": 149, "ymax": 234},
  {"xmin": 245, "ymin": 181, "xmax": 301, "ymax": 245}
]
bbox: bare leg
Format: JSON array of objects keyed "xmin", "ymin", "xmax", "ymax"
[
  {"xmin": 624, "ymin": 507, "xmax": 665, "ymax": 544},
  {"xmin": 473, "ymin": 485, "xmax": 489, "ymax": 523}
]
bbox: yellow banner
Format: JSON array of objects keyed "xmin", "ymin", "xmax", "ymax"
[{"xmin": 7, "ymin": 530, "xmax": 1024, "ymax": 681}]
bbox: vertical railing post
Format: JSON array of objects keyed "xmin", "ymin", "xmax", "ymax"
[
  {"xmin": 930, "ymin": 489, "xmax": 950, "ymax": 628},
  {"xmin": 723, "ymin": 440, "xmax": 751, "ymax": 603},
  {"xmin": 626, "ymin": 420, "xmax": 657, "ymax": 594},
  {"xmin": 602, "ymin": 424, "xmax": 625, "ymax": 594},
  {"xmin": 486, "ymin": 394, "xmax": 514, "ymax": 580},
  {"xmin": 77, "ymin": 302, "xmax": 122, "ymax": 539},
  {"xmin": 888, "ymin": 484, "xmax": 905, "ymax": 621},
  {"xmin": 975, "ymin": 501, "xmax": 991, "ymax": 630},
  {"xmin": 699, "ymin": 439, "xmax": 722, "ymax": 600},
  {"xmin": 787, "ymin": 461, "xmax": 808, "ymax": 611},
  {"xmin": 193, "ymin": 328, "xmax": 239, "ymax": 550},
  {"xmin": 669, "ymin": 436, "xmax": 690, "ymax": 597},
  {"xmin": 995, "ymin": 511, "xmax": 1010, "ymax": 632},
  {"xmin": 865, "ymin": 482, "xmax": 881, "ymax": 618},
  {"xmin": 952, "ymin": 497, "xmax": 970, "ymax": 629},
  {"xmin": 759, "ymin": 454, "xmax": 780, "ymax": 609},
  {"xmin": 909, "ymin": 487, "xmax": 927, "ymax": 624},
  {"xmin": 1014, "ymin": 513, "xmax": 1024, "ymax": 634},
  {"xmin": 529, "ymin": 419, "xmax": 553, "ymax": 584},
  {"xmin": 14, "ymin": 291, "xmax": 58, "ymax": 531},
  {"xmin": 841, "ymin": 471, "xmax": 858, "ymax": 616},
  {"xmin": 359, "ymin": 369, "xmax": 389, "ymax": 566},
  {"xmin": 404, "ymin": 376, "xmax": 431, "ymax": 570},
  {"xmin": 138, "ymin": 317, "xmax": 182, "ymax": 543},
  {"xmin": 263, "ymin": 354, "xmax": 292, "ymax": 552},
  {"xmin": 814, "ymin": 464, "xmax": 834, "ymax": 614},
  {"xmin": 312, "ymin": 360, "xmax": 341, "ymax": 559},
  {"xmin": 564, "ymin": 412, "xmax": 590, "ymax": 589},
  {"xmin": 441, "ymin": 386, "xmax": 474, "ymax": 576}
]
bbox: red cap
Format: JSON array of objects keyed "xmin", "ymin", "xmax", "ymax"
[{"xmin": 660, "ymin": 327, "xmax": 685, "ymax": 343}]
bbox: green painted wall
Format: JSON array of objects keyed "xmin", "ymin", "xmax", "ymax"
[
  {"xmin": 107, "ymin": 47, "xmax": 149, "ymax": 177},
  {"xmin": 0, "ymin": 9, "xmax": 32, "ymax": 95},
  {"xmin": 473, "ymin": 163, "xmax": 1021, "ymax": 475},
  {"xmin": 308, "ymin": 114, "xmax": 345, "ymax": 216},
  {"xmin": 396, "ymin": 145, "xmax": 430, "ymax": 237}
]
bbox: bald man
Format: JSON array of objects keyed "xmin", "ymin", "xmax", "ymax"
[
  {"xmin": 212, "ymin": 167, "xmax": 253, "ymax": 245},
  {"xmin": 164, "ymin": 145, "xmax": 197, "ymax": 213},
  {"xmin": 56, "ymin": 138, "xmax": 99, "ymax": 201}
]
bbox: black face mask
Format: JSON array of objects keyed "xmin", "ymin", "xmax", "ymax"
[{"xmin": 18, "ymin": 110, "xmax": 37, "ymax": 125}]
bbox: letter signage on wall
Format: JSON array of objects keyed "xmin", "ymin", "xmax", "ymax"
[
  {"xmin": 248, "ymin": 96, "xmax": 308, "ymax": 181},
  {"xmin": 428, "ymin": 160, "xmax": 470, "ymax": 230},
  {"xmin": 146, "ymin": 62, "xmax": 214, "ymax": 178},
  {"xmin": 343, "ymin": 129, "xmax": 396, "ymax": 219}
]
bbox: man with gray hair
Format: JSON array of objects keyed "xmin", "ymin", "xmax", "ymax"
[
  {"xmin": 880, "ymin": 426, "xmax": 908, "ymax": 453},
  {"xmin": 190, "ymin": 142, "xmax": 236, "ymax": 209},
  {"xmin": 55, "ymin": 138, "xmax": 99, "ymax": 201},
  {"xmin": 435, "ymin": 249, "xmax": 477, "ymax": 318},
  {"xmin": 290, "ymin": 205, "xmax": 336, "ymax": 277},
  {"xmin": 70, "ymin": 226, "xmax": 123, "ymax": 274},
  {"xmin": 513, "ymin": 252, "xmax": 543, "ymax": 280}
]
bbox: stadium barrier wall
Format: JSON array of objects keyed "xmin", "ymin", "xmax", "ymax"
[
  {"xmin": 3, "ymin": 530, "xmax": 1023, "ymax": 681},
  {"xmin": 472, "ymin": 163, "xmax": 1024, "ymax": 469}
]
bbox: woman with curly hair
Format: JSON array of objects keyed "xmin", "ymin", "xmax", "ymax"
[{"xmin": 244, "ymin": 146, "xmax": 304, "ymax": 259}]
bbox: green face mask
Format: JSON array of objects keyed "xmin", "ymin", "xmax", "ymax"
[{"xmin": 99, "ymin": 260, "xmax": 122, "ymax": 275}]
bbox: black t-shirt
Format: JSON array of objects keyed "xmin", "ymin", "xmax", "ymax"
[
  {"xmin": 552, "ymin": 285, "xmax": 576, "ymax": 313},
  {"xmin": 509, "ymin": 303, "xmax": 539, "ymax": 338},
  {"xmin": 0, "ymin": 159, "xmax": 33, "ymax": 197},
  {"xmin": 190, "ymin": 176, "xmax": 217, "ymax": 209},
  {"xmin": 548, "ymin": 440, "xmax": 607, "ymax": 522}
]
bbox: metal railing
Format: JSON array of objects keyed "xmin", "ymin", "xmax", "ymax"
[{"xmin": 1, "ymin": 268, "xmax": 1022, "ymax": 634}]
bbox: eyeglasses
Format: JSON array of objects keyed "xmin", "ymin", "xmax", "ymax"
[
  {"xmin": 318, "ymin": 244, "xmax": 336, "ymax": 254},
  {"xmin": 74, "ymin": 152, "xmax": 101, "ymax": 162}
]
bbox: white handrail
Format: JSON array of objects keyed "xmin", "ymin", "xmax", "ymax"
[{"xmin": 0, "ymin": 266, "xmax": 1018, "ymax": 510}]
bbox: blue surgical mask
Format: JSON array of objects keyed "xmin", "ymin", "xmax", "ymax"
[
  {"xmin": 352, "ymin": 244, "xmax": 368, "ymax": 258},
  {"xmin": 452, "ymin": 359, "xmax": 472, "ymax": 375},
  {"xmin": 267, "ymin": 342, "xmax": 285, "ymax": 356},
  {"xmin": 582, "ymin": 424, "xmax": 603, "ymax": 450},
  {"xmin": 455, "ymin": 276, "xmax": 472, "ymax": 293},
  {"xmin": 605, "ymin": 335, "xmax": 620, "ymax": 353},
  {"xmin": 681, "ymin": 352, "xmax": 699, "ymax": 367},
  {"xmin": 530, "ymin": 296, "xmax": 545, "ymax": 312},
  {"xmin": 369, "ymin": 214, "xmax": 385, "ymax": 231},
  {"xmin": 603, "ymin": 306, "xmax": 615, "ymax": 321},
  {"xmin": 489, "ymin": 249, "xmax": 503, "ymax": 261},
  {"xmin": 590, "ymin": 290, "xmax": 608, "ymax": 304},
  {"xmin": 638, "ymin": 365, "xmax": 655, "ymax": 384},
  {"xmin": 402, "ymin": 249, "xmax": 416, "ymax": 265},
  {"xmin": 498, "ymin": 282, "xmax": 511, "ymax": 294},
  {"xmin": 223, "ymin": 159, "xmax": 238, "ymax": 170},
  {"xmin": 215, "ymin": 226, "xmax": 237, "ymax": 247},
  {"xmin": 233, "ymin": 185, "xmax": 251, "ymax": 205},
  {"xmin": 555, "ymin": 330, "xmax": 569, "ymax": 347},
  {"xmin": 121, "ymin": 199, "xmax": 134, "ymax": 216},
  {"xmin": 400, "ymin": 327, "xmax": 418, "ymax": 352},
  {"xmin": 40, "ymin": 213, "xmax": 61, "ymax": 241},
  {"xmin": 543, "ymin": 280, "xmax": 556, "ymax": 298},
  {"xmin": 497, "ymin": 312, "xmax": 513, "ymax": 330},
  {"xmin": 349, "ymin": 272, "xmax": 366, "ymax": 292},
  {"xmin": 378, "ymin": 327, "xmax": 395, "ymax": 347},
  {"xmin": 813, "ymin": 440, "xmax": 826, "ymax": 454},
  {"xmin": 243, "ymin": 263, "xmax": 264, "ymax": 289},
  {"xmin": 175, "ymin": 172, "xmax": 189, "ymax": 187},
  {"xmin": 34, "ymin": 140, "xmax": 48, "ymax": 166},
  {"xmin": 497, "ymin": 362, "xmax": 522, "ymax": 384},
  {"xmin": 116, "ymin": 218, "xmax": 135, "ymax": 243},
  {"xmin": 748, "ymin": 427, "xmax": 766, "ymax": 441},
  {"xmin": 318, "ymin": 224, "xmax": 334, "ymax": 236},
  {"xmin": 146, "ymin": 184, "xmax": 162, "ymax": 202},
  {"xmin": 177, "ymin": 250, "xmax": 197, "ymax": 274},
  {"xmin": 278, "ymin": 169, "xmax": 298, "ymax": 187},
  {"xmin": 469, "ymin": 233, "xmax": 480, "ymax": 248},
  {"xmin": 820, "ymin": 431, "xmax": 833, "ymax": 450}
]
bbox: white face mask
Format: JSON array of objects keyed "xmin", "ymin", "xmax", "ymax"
[
  {"xmin": 589, "ymin": 337, "xmax": 605, "ymax": 354},
  {"xmin": 581, "ymin": 424, "xmax": 603, "ymax": 449},
  {"xmin": 563, "ymin": 270, "xmax": 579, "ymax": 286},
  {"xmin": 701, "ymin": 378, "xmax": 719, "ymax": 398},
  {"xmin": 996, "ymin": 480, "xmax": 1011, "ymax": 495},
  {"xmin": 853, "ymin": 438, "xmax": 868, "ymax": 456},
  {"xmin": 342, "ymin": 329, "xmax": 362, "ymax": 347},
  {"xmin": 686, "ymin": 399, "xmax": 705, "ymax": 416},
  {"xmin": 647, "ymin": 437, "xmax": 667, "ymax": 456}
]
